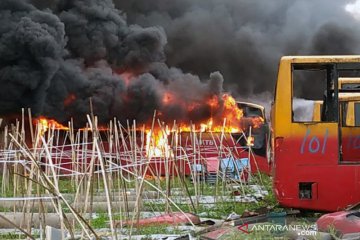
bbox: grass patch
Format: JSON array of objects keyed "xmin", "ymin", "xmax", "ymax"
[
  {"xmin": 89, "ymin": 213, "xmax": 185, "ymax": 236},
  {"xmin": 0, "ymin": 233, "xmax": 40, "ymax": 239},
  {"xmin": 144, "ymin": 173, "xmax": 279, "ymax": 219},
  {"xmin": 91, "ymin": 213, "xmax": 110, "ymax": 229},
  {"xmin": 0, "ymin": 233, "xmax": 27, "ymax": 239}
]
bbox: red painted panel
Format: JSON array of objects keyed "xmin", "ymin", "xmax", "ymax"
[
  {"xmin": 274, "ymin": 134, "xmax": 360, "ymax": 211},
  {"xmin": 342, "ymin": 134, "xmax": 360, "ymax": 162}
]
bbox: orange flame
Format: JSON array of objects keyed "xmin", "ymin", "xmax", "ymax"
[
  {"xmin": 247, "ymin": 136, "xmax": 255, "ymax": 146},
  {"xmin": 222, "ymin": 94, "xmax": 243, "ymax": 121},
  {"xmin": 34, "ymin": 93, "xmax": 250, "ymax": 157},
  {"xmin": 146, "ymin": 127, "xmax": 171, "ymax": 158},
  {"xmin": 207, "ymin": 95, "xmax": 219, "ymax": 108},
  {"xmin": 35, "ymin": 117, "xmax": 69, "ymax": 134},
  {"xmin": 215, "ymin": 94, "xmax": 243, "ymax": 133},
  {"xmin": 251, "ymin": 116, "xmax": 264, "ymax": 129},
  {"xmin": 162, "ymin": 92, "xmax": 174, "ymax": 105}
]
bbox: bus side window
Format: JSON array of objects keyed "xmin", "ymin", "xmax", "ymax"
[
  {"xmin": 292, "ymin": 68, "xmax": 329, "ymax": 123},
  {"xmin": 343, "ymin": 101, "xmax": 360, "ymax": 127},
  {"xmin": 355, "ymin": 102, "xmax": 360, "ymax": 127}
]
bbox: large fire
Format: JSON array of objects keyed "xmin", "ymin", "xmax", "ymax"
[
  {"xmin": 33, "ymin": 94, "xmax": 264, "ymax": 157},
  {"xmin": 146, "ymin": 128, "xmax": 171, "ymax": 158}
]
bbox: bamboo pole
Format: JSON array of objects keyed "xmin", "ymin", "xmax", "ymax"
[
  {"xmin": 215, "ymin": 118, "xmax": 227, "ymax": 203},
  {"xmin": 81, "ymin": 122, "xmax": 97, "ymax": 239},
  {"xmin": 89, "ymin": 115, "xmax": 117, "ymax": 240},
  {"xmin": 8, "ymin": 133, "xmax": 98, "ymax": 239}
]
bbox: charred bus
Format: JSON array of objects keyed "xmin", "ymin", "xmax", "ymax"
[
  {"xmin": 272, "ymin": 56, "xmax": 360, "ymax": 211},
  {"xmin": 235, "ymin": 101, "xmax": 271, "ymax": 175}
]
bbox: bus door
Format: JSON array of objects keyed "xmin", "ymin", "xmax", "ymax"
[
  {"xmin": 336, "ymin": 69, "xmax": 360, "ymax": 206},
  {"xmin": 289, "ymin": 63, "xmax": 340, "ymax": 202},
  {"xmin": 292, "ymin": 64, "xmax": 340, "ymax": 163},
  {"xmin": 338, "ymin": 78, "xmax": 360, "ymax": 162}
]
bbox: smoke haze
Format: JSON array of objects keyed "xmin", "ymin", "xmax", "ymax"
[
  {"xmin": 1, "ymin": 0, "xmax": 360, "ymax": 126},
  {"xmin": 115, "ymin": 0, "xmax": 360, "ymax": 96}
]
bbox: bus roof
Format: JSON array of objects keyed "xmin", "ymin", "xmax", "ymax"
[
  {"xmin": 236, "ymin": 101, "xmax": 265, "ymax": 110},
  {"xmin": 281, "ymin": 56, "xmax": 360, "ymax": 64}
]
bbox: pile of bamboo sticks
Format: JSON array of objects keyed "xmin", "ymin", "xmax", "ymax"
[{"xmin": 0, "ymin": 109, "xmax": 265, "ymax": 239}]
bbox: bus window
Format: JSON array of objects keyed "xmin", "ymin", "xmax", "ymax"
[
  {"xmin": 237, "ymin": 102, "xmax": 264, "ymax": 118},
  {"xmin": 245, "ymin": 106, "xmax": 263, "ymax": 117},
  {"xmin": 339, "ymin": 77, "xmax": 360, "ymax": 90},
  {"xmin": 342, "ymin": 83, "xmax": 360, "ymax": 90},
  {"xmin": 338, "ymin": 93, "xmax": 360, "ymax": 125},
  {"xmin": 343, "ymin": 101, "xmax": 360, "ymax": 127},
  {"xmin": 292, "ymin": 68, "xmax": 334, "ymax": 122},
  {"xmin": 235, "ymin": 102, "xmax": 268, "ymax": 157},
  {"xmin": 312, "ymin": 101, "xmax": 323, "ymax": 121},
  {"xmin": 355, "ymin": 102, "xmax": 360, "ymax": 126},
  {"xmin": 339, "ymin": 94, "xmax": 360, "ymax": 162}
]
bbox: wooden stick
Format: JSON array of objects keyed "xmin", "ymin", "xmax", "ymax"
[{"xmin": 92, "ymin": 116, "xmax": 117, "ymax": 240}]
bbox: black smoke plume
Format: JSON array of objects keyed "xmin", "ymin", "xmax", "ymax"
[
  {"xmin": 114, "ymin": 0, "xmax": 360, "ymax": 99},
  {"xmin": 0, "ymin": 0, "xmax": 227, "ymax": 126},
  {"xmin": 1, "ymin": 0, "xmax": 360, "ymax": 126}
]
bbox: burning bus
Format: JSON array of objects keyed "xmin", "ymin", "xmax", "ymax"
[
  {"xmin": 189, "ymin": 100, "xmax": 271, "ymax": 182},
  {"xmin": 27, "ymin": 94, "xmax": 252, "ymax": 180},
  {"xmin": 272, "ymin": 56, "xmax": 360, "ymax": 211},
  {"xmin": 235, "ymin": 101, "xmax": 271, "ymax": 175},
  {"xmin": 30, "ymin": 94, "xmax": 270, "ymax": 181}
]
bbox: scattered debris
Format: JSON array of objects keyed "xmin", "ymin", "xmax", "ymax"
[
  {"xmin": 45, "ymin": 226, "xmax": 64, "ymax": 240},
  {"xmin": 317, "ymin": 210, "xmax": 360, "ymax": 238},
  {"xmin": 230, "ymin": 214, "xmax": 268, "ymax": 227},
  {"xmin": 226, "ymin": 212, "xmax": 241, "ymax": 221},
  {"xmin": 115, "ymin": 212, "xmax": 201, "ymax": 227},
  {"xmin": 241, "ymin": 210, "xmax": 259, "ymax": 218},
  {"xmin": 200, "ymin": 226, "xmax": 233, "ymax": 240}
]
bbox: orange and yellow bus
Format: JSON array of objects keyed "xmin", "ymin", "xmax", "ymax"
[{"xmin": 271, "ymin": 56, "xmax": 360, "ymax": 211}]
